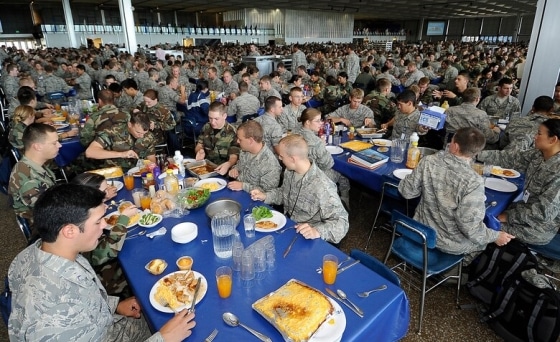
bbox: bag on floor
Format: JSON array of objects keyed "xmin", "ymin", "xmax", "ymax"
[
  {"xmin": 466, "ymin": 240, "xmax": 537, "ymax": 305},
  {"xmin": 482, "ymin": 269, "xmax": 560, "ymax": 342}
]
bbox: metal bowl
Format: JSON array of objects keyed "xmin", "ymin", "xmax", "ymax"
[
  {"xmin": 418, "ymin": 147, "xmax": 438, "ymax": 159},
  {"xmin": 205, "ymin": 199, "xmax": 241, "ymax": 227}
]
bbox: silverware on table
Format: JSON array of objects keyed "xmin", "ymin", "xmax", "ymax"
[
  {"xmin": 336, "ymin": 289, "xmax": 364, "ymax": 315},
  {"xmin": 125, "ymin": 230, "xmax": 146, "ymax": 240},
  {"xmin": 204, "ymin": 328, "xmax": 219, "ymax": 342},
  {"xmin": 325, "ymin": 288, "xmax": 364, "ymax": 318},
  {"xmin": 283, "ymin": 235, "xmax": 298, "ymax": 258},
  {"xmin": 189, "ymin": 277, "xmax": 202, "ymax": 313},
  {"xmin": 316, "ymin": 256, "xmax": 353, "ymax": 274},
  {"xmin": 357, "ymin": 284, "xmax": 388, "ymax": 298},
  {"xmin": 275, "ymin": 225, "xmax": 295, "ymax": 234},
  {"xmin": 485, "ymin": 201, "xmax": 497, "ymax": 210},
  {"xmin": 337, "ymin": 260, "xmax": 360, "ymax": 274}
]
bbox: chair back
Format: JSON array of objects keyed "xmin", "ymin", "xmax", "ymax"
[
  {"xmin": 241, "ymin": 113, "xmax": 259, "ymax": 123},
  {"xmin": 392, "ymin": 210, "xmax": 436, "ymax": 248},
  {"xmin": 350, "ymin": 249, "xmax": 400, "ymax": 287},
  {"xmin": 10, "ymin": 147, "xmax": 21, "ymax": 163},
  {"xmin": 15, "ymin": 215, "xmax": 32, "ymax": 244}
]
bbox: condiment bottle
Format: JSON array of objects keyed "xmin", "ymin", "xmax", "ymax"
[
  {"xmin": 441, "ymin": 100, "xmax": 449, "ymax": 110},
  {"xmin": 173, "ymin": 150, "xmax": 185, "ymax": 177},
  {"xmin": 406, "ymin": 132, "xmax": 421, "ymax": 169},
  {"xmin": 164, "ymin": 169, "xmax": 179, "ymax": 195},
  {"xmin": 143, "ymin": 172, "xmax": 155, "ymax": 189},
  {"xmin": 348, "ymin": 126, "xmax": 356, "ymax": 140}
]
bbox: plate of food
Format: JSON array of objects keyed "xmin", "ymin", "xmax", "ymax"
[
  {"xmin": 356, "ymin": 128, "xmax": 384, "ymax": 139},
  {"xmin": 393, "ymin": 168, "xmax": 413, "ymax": 180},
  {"xmin": 339, "ymin": 140, "xmax": 373, "ymax": 152},
  {"xmin": 149, "ymin": 270, "xmax": 207, "ymax": 313},
  {"xmin": 138, "ymin": 213, "xmax": 163, "ymax": 228},
  {"xmin": 193, "ymin": 178, "xmax": 227, "ymax": 192},
  {"xmin": 326, "ymin": 146, "xmax": 344, "ymax": 155},
  {"xmin": 51, "ymin": 116, "xmax": 66, "ymax": 122},
  {"xmin": 176, "ymin": 188, "xmax": 211, "ymax": 209},
  {"xmin": 108, "ymin": 180, "xmax": 123, "ymax": 192},
  {"xmin": 491, "ymin": 167, "xmax": 520, "ymax": 178},
  {"xmin": 104, "ymin": 210, "xmax": 141, "ymax": 228},
  {"xmin": 371, "ymin": 139, "xmax": 393, "ymax": 147},
  {"xmin": 252, "ymin": 207, "xmax": 286, "ymax": 232},
  {"xmin": 485, "ymin": 178, "xmax": 518, "ymax": 193},
  {"xmin": 253, "ymin": 279, "xmax": 346, "ymax": 342},
  {"xmin": 90, "ymin": 166, "xmax": 124, "ymax": 179}
]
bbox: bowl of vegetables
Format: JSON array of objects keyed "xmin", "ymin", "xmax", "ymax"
[
  {"xmin": 176, "ymin": 187, "xmax": 211, "ymax": 210},
  {"xmin": 138, "ymin": 212, "xmax": 163, "ymax": 228}
]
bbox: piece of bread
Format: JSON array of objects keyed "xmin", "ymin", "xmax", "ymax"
[{"xmin": 253, "ymin": 280, "xmax": 333, "ymax": 342}]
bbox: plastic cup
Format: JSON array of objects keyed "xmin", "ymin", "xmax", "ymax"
[
  {"xmin": 390, "ymin": 139, "xmax": 406, "ymax": 163},
  {"xmin": 243, "ymin": 214, "xmax": 256, "ymax": 238},
  {"xmin": 241, "ymin": 250, "xmax": 255, "ymax": 287},
  {"xmin": 333, "ymin": 134, "xmax": 342, "ymax": 146},
  {"xmin": 216, "ymin": 266, "xmax": 233, "ymax": 298},
  {"xmin": 232, "ymin": 241, "xmax": 244, "ymax": 272},
  {"xmin": 322, "ymin": 254, "xmax": 338, "ymax": 285},
  {"xmin": 140, "ymin": 192, "xmax": 152, "ymax": 210},
  {"xmin": 123, "ymin": 174, "xmax": 135, "ymax": 191},
  {"xmin": 254, "ymin": 246, "xmax": 266, "ymax": 280},
  {"xmin": 131, "ymin": 188, "xmax": 144, "ymax": 207},
  {"xmin": 265, "ymin": 243, "xmax": 276, "ymax": 271}
]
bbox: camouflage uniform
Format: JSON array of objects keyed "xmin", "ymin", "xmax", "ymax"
[
  {"xmin": 234, "ymin": 145, "xmax": 281, "ymax": 192},
  {"xmin": 94, "ymin": 124, "xmax": 156, "ymax": 170},
  {"xmin": 156, "ymin": 85, "xmax": 180, "ymax": 113},
  {"xmin": 553, "ymin": 102, "xmax": 560, "ymax": 115},
  {"xmin": 118, "ymin": 91, "xmax": 144, "ymax": 113},
  {"xmin": 338, "ymin": 82, "xmax": 353, "ymax": 99},
  {"xmin": 327, "ymin": 103, "xmax": 374, "ymax": 128},
  {"xmin": 363, "ymin": 90, "xmax": 397, "ymax": 126},
  {"xmin": 139, "ymin": 79, "xmax": 159, "ymax": 93},
  {"xmin": 399, "ymin": 151, "xmax": 499, "ymax": 255},
  {"xmin": 247, "ymin": 83, "xmax": 259, "ymax": 98},
  {"xmin": 3, "ymin": 75, "xmax": 19, "ymax": 101},
  {"xmin": 375, "ymin": 73, "xmax": 401, "ymax": 86},
  {"xmin": 264, "ymin": 162, "xmax": 349, "ymax": 244},
  {"xmin": 278, "ymin": 104, "xmax": 306, "ymax": 133},
  {"xmin": 318, "ymin": 85, "xmax": 341, "ymax": 115},
  {"xmin": 136, "ymin": 102, "xmax": 176, "ymax": 145},
  {"xmin": 258, "ymin": 88, "xmax": 281, "ymax": 106},
  {"xmin": 8, "ymin": 122, "xmax": 26, "ymax": 150},
  {"xmin": 278, "ymin": 70, "xmax": 292, "ymax": 83},
  {"xmin": 402, "ymin": 69, "xmax": 425, "ymax": 87},
  {"xmin": 391, "ymin": 109, "xmax": 421, "ymax": 140},
  {"xmin": 208, "ymin": 78, "xmax": 224, "ymax": 92},
  {"xmin": 253, "ymin": 113, "xmax": 284, "ymax": 150},
  {"xmin": 418, "ymin": 85, "xmax": 440, "ymax": 105},
  {"xmin": 197, "ymin": 122, "xmax": 240, "ymax": 164},
  {"xmin": 441, "ymin": 66, "xmax": 459, "ymax": 90},
  {"xmin": 8, "ymin": 241, "xmax": 161, "ymax": 342},
  {"xmin": 345, "ymin": 51, "xmax": 360, "ymax": 83},
  {"xmin": 8, "ymin": 156, "xmax": 56, "ymax": 221},
  {"xmin": 38, "ymin": 73, "xmax": 71, "ymax": 96},
  {"xmin": 291, "ymin": 50, "xmax": 307, "ymax": 73},
  {"xmin": 479, "ymin": 94, "xmax": 522, "ymax": 120},
  {"xmin": 500, "ymin": 113, "xmax": 549, "ymax": 151},
  {"xmin": 134, "ymin": 70, "xmax": 149, "ymax": 86},
  {"xmin": 80, "ymin": 104, "xmax": 130, "ymax": 147},
  {"xmin": 74, "ymin": 72, "xmax": 92, "ymax": 100},
  {"xmin": 444, "ymin": 102, "xmax": 500, "ymax": 144},
  {"xmin": 227, "ymin": 93, "xmax": 260, "ymax": 123},
  {"xmin": 477, "ymin": 148, "xmax": 560, "ymax": 245},
  {"xmin": 222, "ymin": 80, "xmax": 239, "ymax": 98}
]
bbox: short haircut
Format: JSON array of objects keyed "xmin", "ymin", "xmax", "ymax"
[
  {"xmin": 264, "ymin": 96, "xmax": 281, "ymax": 112},
  {"xmin": 44, "ymin": 65, "xmax": 53, "ymax": 73},
  {"xmin": 121, "ymin": 78, "xmax": 138, "ymax": 90},
  {"xmin": 396, "ymin": 90, "xmax": 417, "ymax": 105},
  {"xmin": 238, "ymin": 120, "xmax": 263, "ymax": 143},
  {"xmin": 105, "ymin": 74, "xmax": 116, "ymax": 82},
  {"xmin": 260, "ymin": 75, "xmax": 272, "ymax": 83},
  {"xmin": 238, "ymin": 81, "xmax": 248, "ymax": 92},
  {"xmin": 34, "ymin": 184, "xmax": 105, "ymax": 243},
  {"xmin": 542, "ymin": 119, "xmax": 560, "ymax": 139},
  {"xmin": 280, "ymin": 134, "xmax": 308, "ymax": 159},
  {"xmin": 326, "ymin": 75, "xmax": 337, "ymax": 86},
  {"xmin": 533, "ymin": 96, "xmax": 554, "ymax": 112},
  {"xmin": 277, "ymin": 62, "xmax": 285, "ymax": 68},
  {"xmin": 377, "ymin": 78, "xmax": 391, "ymax": 90},
  {"xmin": 143, "ymin": 89, "xmax": 158, "ymax": 101},
  {"xmin": 462, "ymin": 87, "xmax": 481, "ymax": 103},
  {"xmin": 418, "ymin": 77, "xmax": 430, "ymax": 86},
  {"xmin": 12, "ymin": 105, "xmax": 35, "ymax": 124},
  {"xmin": 349, "ymin": 88, "xmax": 364, "ymax": 99},
  {"xmin": 208, "ymin": 66, "xmax": 217, "ymax": 74},
  {"xmin": 165, "ymin": 75, "xmax": 176, "ymax": 85},
  {"xmin": 362, "ymin": 66, "xmax": 370, "ymax": 74},
  {"xmin": 97, "ymin": 89, "xmax": 115, "ymax": 104},
  {"xmin": 70, "ymin": 172, "xmax": 105, "ymax": 190},
  {"xmin": 130, "ymin": 112, "xmax": 151, "ymax": 131},
  {"xmin": 452, "ymin": 127, "xmax": 486, "ymax": 157},
  {"xmin": 23, "ymin": 123, "xmax": 56, "ymax": 152},
  {"xmin": 298, "ymin": 108, "xmax": 321, "ymax": 124},
  {"xmin": 76, "ymin": 64, "xmax": 86, "ymax": 71},
  {"xmin": 289, "ymin": 86, "xmax": 303, "ymax": 96},
  {"xmin": 108, "ymin": 82, "xmax": 122, "ymax": 93},
  {"xmin": 148, "ymin": 68, "xmax": 159, "ymax": 77},
  {"xmin": 289, "ymin": 75, "xmax": 302, "ymax": 83},
  {"xmin": 17, "ymin": 86, "xmax": 37, "ymax": 105},
  {"xmin": 196, "ymin": 79, "xmax": 208, "ymax": 92},
  {"xmin": 498, "ymin": 78, "xmax": 514, "ymax": 87},
  {"xmin": 337, "ymin": 71, "xmax": 348, "ymax": 79},
  {"xmin": 209, "ymin": 101, "xmax": 226, "ymax": 114}
]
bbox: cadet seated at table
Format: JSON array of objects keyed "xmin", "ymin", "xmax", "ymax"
[
  {"xmin": 85, "ymin": 111, "xmax": 156, "ymax": 170},
  {"xmin": 8, "ymin": 105, "xmax": 35, "ymax": 151},
  {"xmin": 399, "ymin": 127, "xmax": 514, "ymax": 262},
  {"xmin": 81, "ymin": 89, "xmax": 130, "ymax": 147},
  {"xmin": 326, "ymin": 88, "xmax": 374, "ymax": 128},
  {"xmin": 134, "ymin": 88, "xmax": 177, "ymax": 147},
  {"xmin": 8, "ymin": 184, "xmax": 196, "ymax": 341},
  {"xmin": 250, "ymin": 135, "xmax": 349, "ymax": 244}
]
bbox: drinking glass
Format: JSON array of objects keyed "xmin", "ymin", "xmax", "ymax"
[
  {"xmin": 140, "ymin": 192, "xmax": 152, "ymax": 210},
  {"xmin": 390, "ymin": 139, "xmax": 406, "ymax": 163},
  {"xmin": 211, "ymin": 215, "xmax": 235, "ymax": 259},
  {"xmin": 243, "ymin": 214, "xmax": 256, "ymax": 238},
  {"xmin": 322, "ymin": 254, "xmax": 338, "ymax": 285},
  {"xmin": 241, "ymin": 250, "xmax": 255, "ymax": 288},
  {"xmin": 216, "ymin": 266, "xmax": 232, "ymax": 298},
  {"xmin": 483, "ymin": 163, "xmax": 493, "ymax": 180},
  {"xmin": 333, "ymin": 134, "xmax": 342, "ymax": 146},
  {"xmin": 472, "ymin": 162, "xmax": 484, "ymax": 176},
  {"xmin": 254, "ymin": 246, "xmax": 266, "ymax": 280},
  {"xmin": 131, "ymin": 188, "xmax": 144, "ymax": 207},
  {"xmin": 232, "ymin": 241, "xmax": 244, "ymax": 272},
  {"xmin": 123, "ymin": 174, "xmax": 135, "ymax": 191},
  {"xmin": 265, "ymin": 243, "xmax": 276, "ymax": 271}
]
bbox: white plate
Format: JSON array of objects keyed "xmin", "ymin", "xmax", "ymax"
[
  {"xmin": 149, "ymin": 271, "xmax": 208, "ymax": 313},
  {"xmin": 361, "ymin": 133, "xmax": 384, "ymax": 139},
  {"xmin": 255, "ymin": 210, "xmax": 287, "ymax": 232},
  {"xmin": 109, "ymin": 180, "xmax": 124, "ymax": 192},
  {"xmin": 104, "ymin": 210, "xmax": 141, "ymax": 229},
  {"xmin": 371, "ymin": 139, "xmax": 392, "ymax": 147},
  {"xmin": 310, "ymin": 297, "xmax": 346, "ymax": 342},
  {"xmin": 193, "ymin": 178, "xmax": 227, "ymax": 192},
  {"xmin": 54, "ymin": 123, "xmax": 70, "ymax": 130},
  {"xmin": 491, "ymin": 167, "xmax": 520, "ymax": 179},
  {"xmin": 138, "ymin": 213, "xmax": 163, "ymax": 228},
  {"xmin": 127, "ymin": 167, "xmax": 143, "ymax": 177},
  {"xmin": 393, "ymin": 168, "xmax": 413, "ymax": 180},
  {"xmin": 485, "ymin": 178, "xmax": 518, "ymax": 193},
  {"xmin": 326, "ymin": 146, "xmax": 344, "ymax": 155}
]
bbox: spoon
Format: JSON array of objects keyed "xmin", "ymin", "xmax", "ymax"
[
  {"xmin": 126, "ymin": 230, "xmax": 146, "ymax": 239},
  {"xmin": 222, "ymin": 312, "xmax": 272, "ymax": 342},
  {"xmin": 336, "ymin": 289, "xmax": 363, "ymax": 315},
  {"xmin": 357, "ymin": 284, "xmax": 388, "ymax": 298},
  {"xmin": 316, "ymin": 256, "xmax": 352, "ymax": 273},
  {"xmin": 485, "ymin": 201, "xmax": 497, "ymax": 210}
]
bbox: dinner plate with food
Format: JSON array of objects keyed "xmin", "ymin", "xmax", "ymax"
[
  {"xmin": 104, "ymin": 201, "xmax": 141, "ymax": 228},
  {"xmin": 371, "ymin": 139, "xmax": 392, "ymax": 147},
  {"xmin": 149, "ymin": 270, "xmax": 207, "ymax": 313},
  {"xmin": 253, "ymin": 209, "xmax": 287, "ymax": 232},
  {"xmin": 193, "ymin": 178, "xmax": 227, "ymax": 192},
  {"xmin": 109, "ymin": 180, "xmax": 123, "ymax": 192},
  {"xmin": 491, "ymin": 167, "xmax": 520, "ymax": 178},
  {"xmin": 326, "ymin": 146, "xmax": 344, "ymax": 155}
]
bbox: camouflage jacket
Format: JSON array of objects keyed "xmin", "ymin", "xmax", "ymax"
[
  {"xmin": 74, "ymin": 72, "xmax": 92, "ymax": 100},
  {"xmin": 399, "ymin": 152, "xmax": 499, "ymax": 255},
  {"xmin": 197, "ymin": 122, "xmax": 240, "ymax": 164},
  {"xmin": 264, "ymin": 162, "xmax": 349, "ymax": 244},
  {"xmin": 136, "ymin": 102, "xmax": 176, "ymax": 145},
  {"xmin": 327, "ymin": 104, "xmax": 374, "ymax": 128},
  {"xmin": 294, "ymin": 128, "xmax": 334, "ymax": 171},
  {"xmin": 8, "ymin": 156, "xmax": 56, "ymax": 220},
  {"xmin": 501, "ymin": 113, "xmax": 550, "ymax": 150},
  {"xmin": 81, "ymin": 104, "xmax": 130, "ymax": 147},
  {"xmin": 363, "ymin": 90, "xmax": 397, "ymax": 126},
  {"xmin": 235, "ymin": 144, "xmax": 281, "ymax": 192},
  {"xmin": 444, "ymin": 102, "xmax": 500, "ymax": 144},
  {"xmin": 318, "ymin": 85, "xmax": 341, "ymax": 114},
  {"xmin": 253, "ymin": 113, "xmax": 284, "ymax": 150},
  {"xmin": 227, "ymin": 93, "xmax": 260, "ymax": 122},
  {"xmin": 208, "ymin": 77, "xmax": 224, "ymax": 92},
  {"xmin": 3, "ymin": 75, "xmax": 19, "ymax": 101},
  {"xmin": 156, "ymin": 86, "xmax": 180, "ymax": 113},
  {"xmin": 278, "ymin": 104, "xmax": 306, "ymax": 133},
  {"xmin": 479, "ymin": 94, "xmax": 521, "ymax": 120},
  {"xmin": 8, "ymin": 122, "xmax": 26, "ymax": 150},
  {"xmin": 258, "ymin": 88, "xmax": 281, "ymax": 106},
  {"xmin": 117, "ymin": 91, "xmax": 144, "ymax": 113},
  {"xmin": 94, "ymin": 124, "xmax": 156, "ymax": 170},
  {"xmin": 477, "ymin": 149, "xmax": 560, "ymax": 245},
  {"xmin": 38, "ymin": 73, "xmax": 71, "ymax": 96},
  {"xmin": 391, "ymin": 109, "xmax": 421, "ymax": 140}
]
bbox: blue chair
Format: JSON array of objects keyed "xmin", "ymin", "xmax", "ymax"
[
  {"xmin": 45, "ymin": 91, "xmax": 66, "ymax": 104},
  {"xmin": 391, "ymin": 85, "xmax": 405, "ymax": 95},
  {"xmin": 350, "ymin": 249, "xmax": 400, "ymax": 287},
  {"xmin": 528, "ymin": 234, "xmax": 560, "ymax": 281},
  {"xmin": 384, "ymin": 210, "xmax": 464, "ymax": 334},
  {"xmin": 15, "ymin": 215, "xmax": 33, "ymax": 244}
]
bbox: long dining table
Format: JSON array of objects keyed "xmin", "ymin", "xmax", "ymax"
[{"xmin": 117, "ymin": 180, "xmax": 410, "ymax": 342}]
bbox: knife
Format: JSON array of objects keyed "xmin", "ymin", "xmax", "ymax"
[
  {"xmin": 283, "ymin": 235, "xmax": 298, "ymax": 258},
  {"xmin": 337, "ymin": 260, "xmax": 360, "ymax": 274},
  {"xmin": 189, "ymin": 277, "xmax": 202, "ymax": 313},
  {"xmin": 325, "ymin": 288, "xmax": 364, "ymax": 318}
]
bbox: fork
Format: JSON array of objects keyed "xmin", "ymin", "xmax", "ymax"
[
  {"xmin": 158, "ymin": 298, "xmax": 178, "ymax": 313},
  {"xmin": 204, "ymin": 329, "xmax": 219, "ymax": 342},
  {"xmin": 357, "ymin": 284, "xmax": 388, "ymax": 298},
  {"xmin": 275, "ymin": 226, "xmax": 295, "ymax": 234}
]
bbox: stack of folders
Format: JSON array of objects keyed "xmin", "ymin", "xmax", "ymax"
[{"xmin": 348, "ymin": 148, "xmax": 389, "ymax": 169}]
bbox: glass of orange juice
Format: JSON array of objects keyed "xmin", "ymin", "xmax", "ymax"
[
  {"xmin": 216, "ymin": 266, "xmax": 232, "ymax": 298},
  {"xmin": 140, "ymin": 192, "xmax": 152, "ymax": 210},
  {"xmin": 322, "ymin": 254, "xmax": 338, "ymax": 285},
  {"xmin": 123, "ymin": 174, "xmax": 135, "ymax": 191},
  {"xmin": 54, "ymin": 103, "xmax": 61, "ymax": 111}
]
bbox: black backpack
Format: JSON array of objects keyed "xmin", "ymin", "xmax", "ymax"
[
  {"xmin": 466, "ymin": 240, "xmax": 538, "ymax": 305},
  {"xmin": 482, "ymin": 271, "xmax": 560, "ymax": 342}
]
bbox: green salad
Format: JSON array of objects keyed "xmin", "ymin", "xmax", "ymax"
[
  {"xmin": 252, "ymin": 206, "xmax": 273, "ymax": 221},
  {"xmin": 177, "ymin": 188, "xmax": 211, "ymax": 209}
]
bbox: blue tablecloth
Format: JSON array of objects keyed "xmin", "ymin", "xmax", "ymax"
[
  {"xmin": 55, "ymin": 136, "xmax": 84, "ymax": 167},
  {"xmin": 117, "ymin": 184, "xmax": 410, "ymax": 341},
  {"xmin": 332, "ymin": 139, "xmax": 524, "ymax": 231}
]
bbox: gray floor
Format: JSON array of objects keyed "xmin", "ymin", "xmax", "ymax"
[{"xmin": 0, "ymin": 184, "xmax": 504, "ymax": 341}]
